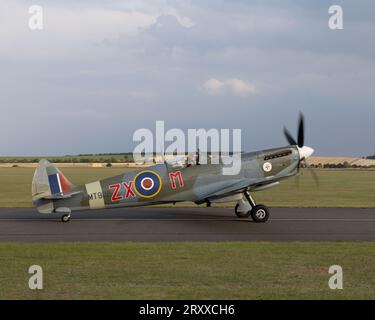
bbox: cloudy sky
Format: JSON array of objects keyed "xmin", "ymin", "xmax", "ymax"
[{"xmin": 0, "ymin": 0, "xmax": 374, "ymax": 156}]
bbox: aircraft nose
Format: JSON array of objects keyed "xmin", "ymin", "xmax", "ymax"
[{"xmin": 298, "ymin": 146, "xmax": 314, "ymax": 160}]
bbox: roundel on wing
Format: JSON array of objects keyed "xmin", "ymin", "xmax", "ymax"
[{"xmin": 133, "ymin": 170, "xmax": 162, "ymax": 198}]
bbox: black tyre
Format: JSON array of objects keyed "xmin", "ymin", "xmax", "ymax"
[
  {"xmin": 61, "ymin": 214, "xmax": 71, "ymax": 223},
  {"xmin": 235, "ymin": 203, "xmax": 251, "ymax": 218},
  {"xmin": 250, "ymin": 205, "xmax": 270, "ymax": 223}
]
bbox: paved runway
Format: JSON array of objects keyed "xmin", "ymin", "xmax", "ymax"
[{"xmin": 0, "ymin": 207, "xmax": 374, "ymax": 242}]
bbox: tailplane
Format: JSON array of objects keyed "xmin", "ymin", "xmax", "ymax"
[{"xmin": 32, "ymin": 159, "xmax": 75, "ymax": 213}]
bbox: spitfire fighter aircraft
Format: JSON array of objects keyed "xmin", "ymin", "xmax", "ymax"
[{"xmin": 32, "ymin": 115, "xmax": 314, "ymax": 222}]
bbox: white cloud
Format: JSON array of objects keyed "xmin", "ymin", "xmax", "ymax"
[
  {"xmin": 203, "ymin": 78, "xmax": 225, "ymax": 95},
  {"xmin": 226, "ymin": 78, "xmax": 257, "ymax": 97},
  {"xmin": 163, "ymin": 7, "xmax": 194, "ymax": 28},
  {"xmin": 203, "ymin": 78, "xmax": 257, "ymax": 97}
]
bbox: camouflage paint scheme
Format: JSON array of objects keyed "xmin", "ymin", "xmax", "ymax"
[{"xmin": 32, "ymin": 146, "xmax": 301, "ymax": 214}]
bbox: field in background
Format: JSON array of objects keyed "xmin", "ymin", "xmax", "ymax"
[
  {"xmin": 2, "ymin": 155, "xmax": 375, "ymax": 167},
  {"xmin": 0, "ymin": 167, "xmax": 375, "ymax": 208},
  {"xmin": 0, "ymin": 242, "xmax": 374, "ymax": 299},
  {"xmin": 0, "ymin": 154, "xmax": 134, "ymax": 164}
]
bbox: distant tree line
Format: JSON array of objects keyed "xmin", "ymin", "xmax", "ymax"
[
  {"xmin": 74, "ymin": 152, "xmax": 134, "ymax": 157},
  {"xmin": 307, "ymin": 162, "xmax": 375, "ymax": 169},
  {"xmin": 0, "ymin": 152, "xmax": 234, "ymax": 164}
]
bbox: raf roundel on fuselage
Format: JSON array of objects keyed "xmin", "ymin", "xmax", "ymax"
[{"xmin": 133, "ymin": 170, "xmax": 163, "ymax": 198}]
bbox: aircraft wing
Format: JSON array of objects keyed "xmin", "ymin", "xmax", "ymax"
[{"xmin": 207, "ymin": 172, "xmax": 296, "ymax": 199}]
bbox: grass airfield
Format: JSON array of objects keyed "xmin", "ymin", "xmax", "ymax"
[
  {"xmin": 0, "ymin": 242, "xmax": 374, "ymax": 300},
  {"xmin": 0, "ymin": 167, "xmax": 374, "ymax": 299}
]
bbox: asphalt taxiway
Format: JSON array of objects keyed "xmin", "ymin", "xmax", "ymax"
[{"xmin": 0, "ymin": 207, "xmax": 374, "ymax": 242}]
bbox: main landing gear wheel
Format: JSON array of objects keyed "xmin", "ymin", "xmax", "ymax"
[
  {"xmin": 61, "ymin": 214, "xmax": 71, "ymax": 223},
  {"xmin": 250, "ymin": 205, "xmax": 270, "ymax": 223},
  {"xmin": 234, "ymin": 204, "xmax": 251, "ymax": 218}
]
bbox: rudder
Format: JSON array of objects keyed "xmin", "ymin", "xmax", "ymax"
[{"xmin": 32, "ymin": 159, "xmax": 74, "ymax": 213}]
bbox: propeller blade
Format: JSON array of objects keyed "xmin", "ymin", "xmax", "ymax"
[
  {"xmin": 297, "ymin": 113, "xmax": 305, "ymax": 148},
  {"xmin": 295, "ymin": 169, "xmax": 319, "ymax": 188},
  {"xmin": 295, "ymin": 173, "xmax": 300, "ymax": 188},
  {"xmin": 310, "ymin": 168, "xmax": 320, "ymax": 187},
  {"xmin": 301, "ymin": 157, "xmax": 319, "ymax": 187},
  {"xmin": 284, "ymin": 127, "xmax": 297, "ymax": 146}
]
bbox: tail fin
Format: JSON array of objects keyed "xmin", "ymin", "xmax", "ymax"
[{"xmin": 32, "ymin": 159, "xmax": 74, "ymax": 213}]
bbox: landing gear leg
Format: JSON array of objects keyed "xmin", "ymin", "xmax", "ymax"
[
  {"xmin": 244, "ymin": 191, "xmax": 270, "ymax": 223},
  {"xmin": 244, "ymin": 191, "xmax": 256, "ymax": 208}
]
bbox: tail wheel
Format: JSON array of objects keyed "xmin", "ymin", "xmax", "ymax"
[
  {"xmin": 61, "ymin": 214, "xmax": 71, "ymax": 223},
  {"xmin": 250, "ymin": 205, "xmax": 270, "ymax": 223},
  {"xmin": 235, "ymin": 204, "xmax": 251, "ymax": 218}
]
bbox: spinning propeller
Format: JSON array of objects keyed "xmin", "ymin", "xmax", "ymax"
[{"xmin": 283, "ymin": 113, "xmax": 319, "ymax": 186}]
